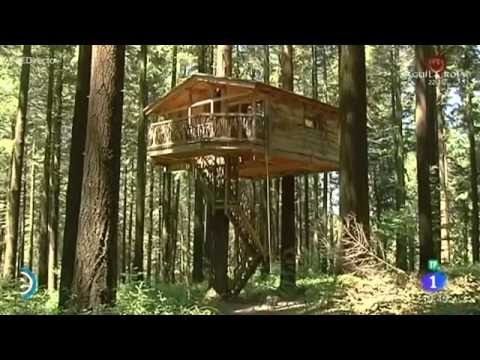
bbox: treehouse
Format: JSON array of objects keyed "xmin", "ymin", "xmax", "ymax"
[
  {"xmin": 145, "ymin": 74, "xmax": 340, "ymax": 178},
  {"xmin": 145, "ymin": 74, "xmax": 340, "ymax": 298}
]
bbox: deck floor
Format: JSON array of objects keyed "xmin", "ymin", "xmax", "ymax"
[{"xmin": 148, "ymin": 141, "xmax": 338, "ymax": 178}]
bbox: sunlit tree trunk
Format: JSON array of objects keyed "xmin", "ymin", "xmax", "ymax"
[
  {"xmin": 146, "ymin": 164, "xmax": 154, "ymax": 284},
  {"xmin": 436, "ymin": 50, "xmax": 450, "ymax": 264},
  {"xmin": 464, "ymin": 67, "xmax": 479, "ymax": 262},
  {"xmin": 133, "ymin": 45, "xmax": 148, "ymax": 279},
  {"xmin": 415, "ymin": 45, "xmax": 435, "ymax": 272},
  {"xmin": 72, "ymin": 45, "xmax": 125, "ymax": 309},
  {"xmin": 338, "ymin": 45, "xmax": 370, "ymax": 273},
  {"xmin": 59, "ymin": 45, "xmax": 92, "ymax": 306},
  {"xmin": 49, "ymin": 51, "xmax": 63, "ymax": 291},
  {"xmin": 38, "ymin": 46, "xmax": 55, "ymax": 287},
  {"xmin": 263, "ymin": 45, "xmax": 270, "ymax": 85},
  {"xmin": 120, "ymin": 164, "xmax": 128, "ymax": 283},
  {"xmin": 3, "ymin": 45, "xmax": 31, "ymax": 280},
  {"xmin": 391, "ymin": 46, "xmax": 407, "ymax": 270}
]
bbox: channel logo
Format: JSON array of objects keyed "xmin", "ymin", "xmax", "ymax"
[{"xmin": 19, "ymin": 267, "xmax": 38, "ymax": 300}]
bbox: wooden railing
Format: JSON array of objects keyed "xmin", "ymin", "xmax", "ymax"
[{"xmin": 148, "ymin": 113, "xmax": 265, "ymax": 149}]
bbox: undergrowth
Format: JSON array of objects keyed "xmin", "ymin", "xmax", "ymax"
[{"xmin": 1, "ymin": 265, "xmax": 480, "ymax": 315}]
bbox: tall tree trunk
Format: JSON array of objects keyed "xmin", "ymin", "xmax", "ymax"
[
  {"xmin": 171, "ymin": 46, "xmax": 177, "ymax": 88},
  {"xmin": 278, "ymin": 45, "xmax": 297, "ymax": 291},
  {"xmin": 49, "ymin": 51, "xmax": 63, "ymax": 291},
  {"xmin": 28, "ymin": 142, "xmax": 36, "ymax": 270},
  {"xmin": 156, "ymin": 167, "xmax": 164, "ymax": 283},
  {"xmin": 59, "ymin": 45, "xmax": 92, "ymax": 306},
  {"xmin": 321, "ymin": 45, "xmax": 329, "ymax": 257},
  {"xmin": 296, "ymin": 179, "xmax": 302, "ymax": 261},
  {"xmin": 438, "ymin": 76, "xmax": 450, "ymax": 264},
  {"xmin": 146, "ymin": 164, "xmax": 154, "ymax": 284},
  {"xmin": 121, "ymin": 164, "xmax": 128, "ymax": 283},
  {"xmin": 263, "ymin": 45, "xmax": 270, "ymax": 85},
  {"xmin": 163, "ymin": 172, "xmax": 172, "ymax": 282},
  {"xmin": 133, "ymin": 45, "xmax": 148, "ymax": 279},
  {"xmin": 465, "ymin": 86, "xmax": 479, "ymax": 262},
  {"xmin": 71, "ymin": 45, "xmax": 125, "ymax": 309},
  {"xmin": 38, "ymin": 46, "xmax": 55, "ymax": 287},
  {"xmin": 127, "ymin": 177, "xmax": 134, "ymax": 278},
  {"xmin": 192, "ymin": 173, "xmax": 205, "ymax": 283},
  {"xmin": 192, "ymin": 47, "xmax": 207, "ymax": 283},
  {"xmin": 197, "ymin": 45, "xmax": 207, "ymax": 73},
  {"xmin": 391, "ymin": 46, "xmax": 407, "ymax": 270},
  {"xmin": 186, "ymin": 171, "xmax": 192, "ymax": 278},
  {"xmin": 3, "ymin": 45, "xmax": 31, "ymax": 280},
  {"xmin": 338, "ymin": 45, "xmax": 370, "ymax": 273},
  {"xmin": 170, "ymin": 179, "xmax": 181, "ymax": 283},
  {"xmin": 275, "ymin": 178, "xmax": 280, "ymax": 260},
  {"xmin": 206, "ymin": 46, "xmax": 214, "ymax": 75},
  {"xmin": 304, "ymin": 175, "xmax": 310, "ymax": 265},
  {"xmin": 216, "ymin": 45, "xmax": 232, "ymax": 77},
  {"xmin": 210, "ymin": 45, "xmax": 232, "ymax": 296},
  {"xmin": 415, "ymin": 45, "xmax": 435, "ymax": 272},
  {"xmin": 260, "ymin": 179, "xmax": 271, "ymax": 275},
  {"xmin": 18, "ymin": 166, "xmax": 27, "ymax": 272}
]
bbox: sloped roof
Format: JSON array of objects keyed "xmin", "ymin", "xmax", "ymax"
[{"xmin": 144, "ymin": 74, "xmax": 338, "ymax": 116}]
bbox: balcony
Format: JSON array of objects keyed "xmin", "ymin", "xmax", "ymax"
[{"xmin": 148, "ymin": 113, "xmax": 265, "ymax": 151}]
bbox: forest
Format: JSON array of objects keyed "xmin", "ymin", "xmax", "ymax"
[{"xmin": 1, "ymin": 44, "xmax": 480, "ymax": 315}]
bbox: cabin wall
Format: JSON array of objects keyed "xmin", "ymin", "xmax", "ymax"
[{"xmin": 266, "ymin": 96, "xmax": 339, "ymax": 163}]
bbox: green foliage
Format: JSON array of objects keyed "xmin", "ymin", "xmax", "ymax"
[
  {"xmin": 0, "ymin": 281, "xmax": 59, "ymax": 315},
  {"xmin": 0, "ymin": 138, "xmax": 14, "ymax": 154},
  {"xmin": 114, "ymin": 281, "xmax": 217, "ymax": 315}
]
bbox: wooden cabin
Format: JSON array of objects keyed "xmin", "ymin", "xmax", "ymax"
[{"xmin": 145, "ymin": 74, "xmax": 340, "ymax": 178}]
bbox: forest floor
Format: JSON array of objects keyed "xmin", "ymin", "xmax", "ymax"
[
  {"xmin": 1, "ymin": 265, "xmax": 480, "ymax": 315},
  {"xmin": 208, "ymin": 265, "xmax": 480, "ymax": 315}
]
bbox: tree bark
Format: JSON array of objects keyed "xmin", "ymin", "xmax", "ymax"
[
  {"xmin": 321, "ymin": 46, "xmax": 329, "ymax": 262},
  {"xmin": 171, "ymin": 46, "xmax": 177, "ymax": 88},
  {"xmin": 59, "ymin": 45, "xmax": 92, "ymax": 306},
  {"xmin": 197, "ymin": 45, "xmax": 207, "ymax": 73},
  {"xmin": 120, "ymin": 164, "xmax": 128, "ymax": 283},
  {"xmin": 263, "ymin": 45, "xmax": 270, "ymax": 85},
  {"xmin": 438, "ymin": 77, "xmax": 450, "ymax": 264},
  {"xmin": 415, "ymin": 45, "xmax": 435, "ymax": 272},
  {"xmin": 210, "ymin": 45, "xmax": 232, "ymax": 295},
  {"xmin": 304, "ymin": 175, "xmax": 310, "ymax": 264},
  {"xmin": 338, "ymin": 45, "xmax": 370, "ymax": 272},
  {"xmin": 72, "ymin": 45, "xmax": 125, "ymax": 309},
  {"xmin": 216, "ymin": 45, "xmax": 232, "ymax": 77},
  {"xmin": 3, "ymin": 45, "xmax": 31, "ymax": 280},
  {"xmin": 38, "ymin": 46, "xmax": 55, "ymax": 287},
  {"xmin": 192, "ymin": 173, "xmax": 204, "ymax": 283},
  {"xmin": 170, "ymin": 179, "xmax": 181, "ymax": 283},
  {"xmin": 49, "ymin": 51, "xmax": 63, "ymax": 291},
  {"xmin": 146, "ymin": 164, "xmax": 154, "ymax": 284},
  {"xmin": 163, "ymin": 172, "xmax": 172, "ymax": 282},
  {"xmin": 133, "ymin": 45, "xmax": 148, "ymax": 279},
  {"xmin": 156, "ymin": 167, "xmax": 164, "ymax": 283},
  {"xmin": 278, "ymin": 45, "xmax": 297, "ymax": 291},
  {"xmin": 391, "ymin": 46, "xmax": 407, "ymax": 270},
  {"xmin": 18, "ymin": 164, "xmax": 27, "ymax": 272},
  {"xmin": 208, "ymin": 46, "xmax": 215, "ymax": 75},
  {"xmin": 28, "ymin": 142, "xmax": 36, "ymax": 271},
  {"xmin": 127, "ymin": 178, "xmax": 134, "ymax": 278},
  {"xmin": 465, "ymin": 84, "xmax": 479, "ymax": 262}
]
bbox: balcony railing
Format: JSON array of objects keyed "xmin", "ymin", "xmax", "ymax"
[{"xmin": 148, "ymin": 113, "xmax": 265, "ymax": 149}]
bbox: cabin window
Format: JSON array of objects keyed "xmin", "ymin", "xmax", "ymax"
[{"xmin": 304, "ymin": 119, "xmax": 315, "ymax": 129}]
